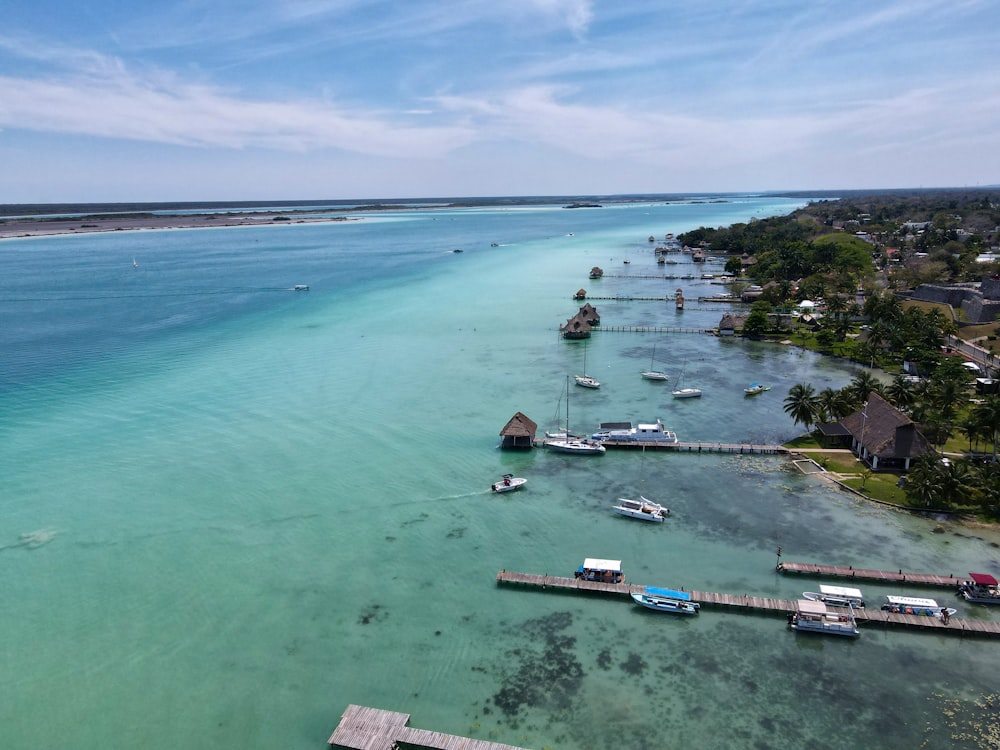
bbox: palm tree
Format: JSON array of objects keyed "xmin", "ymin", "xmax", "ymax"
[
  {"xmin": 972, "ymin": 395, "xmax": 1000, "ymax": 463},
  {"xmin": 783, "ymin": 383, "xmax": 820, "ymax": 431},
  {"xmin": 904, "ymin": 455, "xmax": 948, "ymax": 508},
  {"xmin": 885, "ymin": 374, "xmax": 916, "ymax": 411},
  {"xmin": 848, "ymin": 370, "xmax": 882, "ymax": 404}
]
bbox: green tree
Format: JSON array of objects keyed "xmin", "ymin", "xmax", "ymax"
[
  {"xmin": 972, "ymin": 395, "xmax": 1000, "ymax": 463},
  {"xmin": 742, "ymin": 300, "xmax": 771, "ymax": 339}
]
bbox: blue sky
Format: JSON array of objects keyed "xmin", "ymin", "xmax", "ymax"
[{"xmin": 2, "ymin": 0, "xmax": 998, "ymax": 202}]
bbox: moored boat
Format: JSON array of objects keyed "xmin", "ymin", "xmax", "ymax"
[
  {"xmin": 574, "ymin": 558, "xmax": 624, "ymax": 584},
  {"xmin": 958, "ymin": 572, "xmax": 1000, "ymax": 604},
  {"xmin": 744, "ymin": 382, "xmax": 770, "ymax": 395},
  {"xmin": 881, "ymin": 595, "xmax": 956, "ymax": 618},
  {"xmin": 592, "ymin": 419, "xmax": 678, "ymax": 443},
  {"xmin": 491, "ymin": 474, "xmax": 526, "ymax": 493},
  {"xmin": 612, "ymin": 496, "xmax": 669, "ymax": 522},
  {"xmin": 631, "ymin": 586, "xmax": 700, "ymax": 615},
  {"xmin": 803, "ymin": 584, "xmax": 865, "ymax": 609},
  {"xmin": 788, "ymin": 599, "xmax": 860, "ymax": 637}
]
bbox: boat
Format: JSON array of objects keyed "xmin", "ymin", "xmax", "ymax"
[
  {"xmin": 591, "ymin": 419, "xmax": 678, "ymax": 443},
  {"xmin": 803, "ymin": 584, "xmax": 865, "ymax": 609},
  {"xmin": 575, "ymin": 343, "xmax": 600, "ymax": 389},
  {"xmin": 640, "ymin": 344, "xmax": 669, "ymax": 381},
  {"xmin": 132, "ymin": 257, "xmax": 138, "ymax": 268},
  {"xmin": 788, "ymin": 599, "xmax": 860, "ymax": 637},
  {"xmin": 958, "ymin": 572, "xmax": 1000, "ymax": 604},
  {"xmin": 744, "ymin": 382, "xmax": 771, "ymax": 395},
  {"xmin": 881, "ymin": 595, "xmax": 956, "ymax": 618},
  {"xmin": 631, "ymin": 586, "xmax": 700, "ymax": 615},
  {"xmin": 545, "ymin": 377, "xmax": 606, "ymax": 455},
  {"xmin": 491, "ymin": 474, "xmax": 526, "ymax": 493},
  {"xmin": 671, "ymin": 363, "xmax": 702, "ymax": 399},
  {"xmin": 612, "ymin": 496, "xmax": 669, "ymax": 522},
  {"xmin": 293, "ymin": 284, "xmax": 309, "ymax": 291},
  {"xmin": 574, "ymin": 558, "xmax": 623, "ymax": 584}
]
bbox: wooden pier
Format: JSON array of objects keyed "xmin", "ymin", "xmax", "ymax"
[
  {"xmin": 534, "ymin": 438, "xmax": 787, "ymax": 454},
  {"xmin": 329, "ymin": 704, "xmax": 529, "ymax": 750},
  {"xmin": 776, "ymin": 560, "xmax": 966, "ymax": 588},
  {"xmin": 496, "ymin": 570, "xmax": 1000, "ymax": 637},
  {"xmin": 591, "ymin": 324, "xmax": 712, "ymax": 334}
]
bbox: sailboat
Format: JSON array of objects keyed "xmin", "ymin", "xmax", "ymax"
[
  {"xmin": 132, "ymin": 257, "xmax": 138, "ymax": 269},
  {"xmin": 640, "ymin": 344, "xmax": 669, "ymax": 381},
  {"xmin": 545, "ymin": 377, "xmax": 605, "ymax": 455},
  {"xmin": 671, "ymin": 362, "xmax": 702, "ymax": 398},
  {"xmin": 574, "ymin": 343, "xmax": 601, "ymax": 388}
]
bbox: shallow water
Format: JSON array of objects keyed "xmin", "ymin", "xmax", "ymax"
[{"xmin": 1, "ymin": 196, "xmax": 998, "ymax": 750}]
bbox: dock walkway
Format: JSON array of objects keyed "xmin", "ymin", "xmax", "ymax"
[
  {"xmin": 329, "ymin": 704, "xmax": 529, "ymax": 750},
  {"xmin": 496, "ymin": 570, "xmax": 1000, "ymax": 637},
  {"xmin": 777, "ymin": 561, "xmax": 965, "ymax": 587},
  {"xmin": 535, "ymin": 438, "xmax": 786, "ymax": 454}
]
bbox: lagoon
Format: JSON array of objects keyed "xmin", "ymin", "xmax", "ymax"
[{"xmin": 1, "ymin": 196, "xmax": 998, "ymax": 750}]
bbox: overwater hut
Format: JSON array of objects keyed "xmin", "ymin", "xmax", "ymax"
[
  {"xmin": 675, "ymin": 288, "xmax": 684, "ymax": 310},
  {"xmin": 839, "ymin": 392, "xmax": 934, "ymax": 471},
  {"xmin": 574, "ymin": 288, "xmax": 587, "ymax": 300},
  {"xmin": 560, "ymin": 315, "xmax": 592, "ymax": 339},
  {"xmin": 718, "ymin": 313, "xmax": 746, "ymax": 336},
  {"xmin": 499, "ymin": 412, "xmax": 538, "ymax": 449},
  {"xmin": 589, "ymin": 266, "xmax": 604, "ymax": 279},
  {"xmin": 578, "ymin": 303, "xmax": 600, "ymax": 325}
]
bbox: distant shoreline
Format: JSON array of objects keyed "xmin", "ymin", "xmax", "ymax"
[{"xmin": 0, "ymin": 210, "xmax": 363, "ymax": 240}]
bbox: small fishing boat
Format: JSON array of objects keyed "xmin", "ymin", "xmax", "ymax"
[
  {"xmin": 632, "ymin": 586, "xmax": 700, "ymax": 615},
  {"xmin": 958, "ymin": 572, "xmax": 1000, "ymax": 604},
  {"xmin": 803, "ymin": 585, "xmax": 865, "ymax": 609},
  {"xmin": 744, "ymin": 382, "xmax": 770, "ymax": 395},
  {"xmin": 881, "ymin": 595, "xmax": 956, "ymax": 618},
  {"xmin": 788, "ymin": 600, "xmax": 860, "ymax": 637},
  {"xmin": 612, "ymin": 496, "xmax": 669, "ymax": 523},
  {"xmin": 491, "ymin": 474, "xmax": 526, "ymax": 493}
]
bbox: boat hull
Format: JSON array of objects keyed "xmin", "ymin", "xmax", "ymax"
[
  {"xmin": 672, "ymin": 388, "xmax": 702, "ymax": 398},
  {"xmin": 544, "ymin": 439, "xmax": 606, "ymax": 455},
  {"xmin": 491, "ymin": 477, "xmax": 527, "ymax": 493},
  {"xmin": 631, "ymin": 592, "xmax": 699, "ymax": 615}
]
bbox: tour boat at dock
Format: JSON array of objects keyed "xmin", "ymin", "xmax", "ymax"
[
  {"xmin": 788, "ymin": 599, "xmax": 860, "ymax": 637},
  {"xmin": 881, "ymin": 595, "xmax": 956, "ymax": 618},
  {"xmin": 574, "ymin": 558, "xmax": 624, "ymax": 584},
  {"xmin": 803, "ymin": 584, "xmax": 865, "ymax": 609},
  {"xmin": 958, "ymin": 573, "xmax": 1000, "ymax": 604},
  {"xmin": 631, "ymin": 586, "xmax": 700, "ymax": 615},
  {"xmin": 591, "ymin": 419, "xmax": 678, "ymax": 443}
]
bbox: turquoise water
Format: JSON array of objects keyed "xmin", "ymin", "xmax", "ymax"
[{"xmin": 2, "ymin": 197, "xmax": 999, "ymax": 750}]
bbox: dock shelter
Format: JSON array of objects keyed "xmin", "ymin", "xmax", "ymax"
[{"xmin": 498, "ymin": 412, "xmax": 537, "ymax": 449}]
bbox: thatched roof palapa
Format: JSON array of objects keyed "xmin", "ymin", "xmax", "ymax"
[
  {"xmin": 839, "ymin": 392, "xmax": 934, "ymax": 470},
  {"xmin": 499, "ymin": 411, "xmax": 537, "ymax": 450}
]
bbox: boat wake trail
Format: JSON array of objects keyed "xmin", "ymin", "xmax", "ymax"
[{"xmin": 0, "ymin": 528, "xmax": 58, "ymax": 552}]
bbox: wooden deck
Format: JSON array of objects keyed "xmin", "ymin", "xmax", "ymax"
[
  {"xmin": 776, "ymin": 561, "xmax": 967, "ymax": 588},
  {"xmin": 496, "ymin": 570, "xmax": 1000, "ymax": 637},
  {"xmin": 329, "ymin": 704, "xmax": 530, "ymax": 750},
  {"xmin": 534, "ymin": 438, "xmax": 787, "ymax": 454}
]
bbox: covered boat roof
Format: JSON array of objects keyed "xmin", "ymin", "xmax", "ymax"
[
  {"xmin": 886, "ymin": 595, "xmax": 939, "ymax": 607},
  {"xmin": 582, "ymin": 558, "xmax": 621, "ymax": 572},
  {"xmin": 646, "ymin": 586, "xmax": 691, "ymax": 601},
  {"xmin": 820, "ymin": 584, "xmax": 863, "ymax": 598},
  {"xmin": 970, "ymin": 572, "xmax": 999, "ymax": 586},
  {"xmin": 796, "ymin": 599, "xmax": 827, "ymax": 615}
]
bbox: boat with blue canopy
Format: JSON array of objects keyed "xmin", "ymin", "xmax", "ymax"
[{"xmin": 631, "ymin": 586, "xmax": 700, "ymax": 615}]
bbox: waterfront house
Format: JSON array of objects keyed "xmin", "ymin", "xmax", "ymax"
[
  {"xmin": 839, "ymin": 393, "xmax": 934, "ymax": 471},
  {"xmin": 718, "ymin": 313, "xmax": 746, "ymax": 335}
]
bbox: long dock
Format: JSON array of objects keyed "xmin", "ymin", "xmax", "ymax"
[
  {"xmin": 329, "ymin": 704, "xmax": 529, "ymax": 750},
  {"xmin": 776, "ymin": 560, "xmax": 967, "ymax": 588},
  {"xmin": 496, "ymin": 570, "xmax": 1000, "ymax": 637},
  {"xmin": 534, "ymin": 438, "xmax": 787, "ymax": 454}
]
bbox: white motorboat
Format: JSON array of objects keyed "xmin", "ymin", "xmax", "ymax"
[
  {"xmin": 788, "ymin": 599, "xmax": 860, "ymax": 637},
  {"xmin": 612, "ymin": 496, "xmax": 669, "ymax": 522},
  {"xmin": 574, "ymin": 558, "xmax": 624, "ymax": 584},
  {"xmin": 881, "ymin": 595, "xmax": 956, "ymax": 618},
  {"xmin": 802, "ymin": 584, "xmax": 865, "ymax": 609},
  {"xmin": 958, "ymin": 573, "xmax": 1000, "ymax": 604},
  {"xmin": 632, "ymin": 586, "xmax": 700, "ymax": 615},
  {"xmin": 592, "ymin": 419, "xmax": 678, "ymax": 443},
  {"xmin": 491, "ymin": 474, "xmax": 526, "ymax": 493}
]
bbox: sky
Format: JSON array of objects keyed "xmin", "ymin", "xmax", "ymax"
[{"xmin": 2, "ymin": 0, "xmax": 999, "ymax": 203}]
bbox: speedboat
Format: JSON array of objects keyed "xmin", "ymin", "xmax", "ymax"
[
  {"xmin": 632, "ymin": 586, "xmax": 700, "ymax": 615},
  {"xmin": 788, "ymin": 600, "xmax": 860, "ymax": 637},
  {"xmin": 803, "ymin": 585, "xmax": 865, "ymax": 609},
  {"xmin": 491, "ymin": 474, "xmax": 526, "ymax": 493},
  {"xmin": 881, "ymin": 595, "xmax": 956, "ymax": 618},
  {"xmin": 612, "ymin": 496, "xmax": 669, "ymax": 523},
  {"xmin": 744, "ymin": 382, "xmax": 770, "ymax": 395},
  {"xmin": 958, "ymin": 573, "xmax": 1000, "ymax": 604}
]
